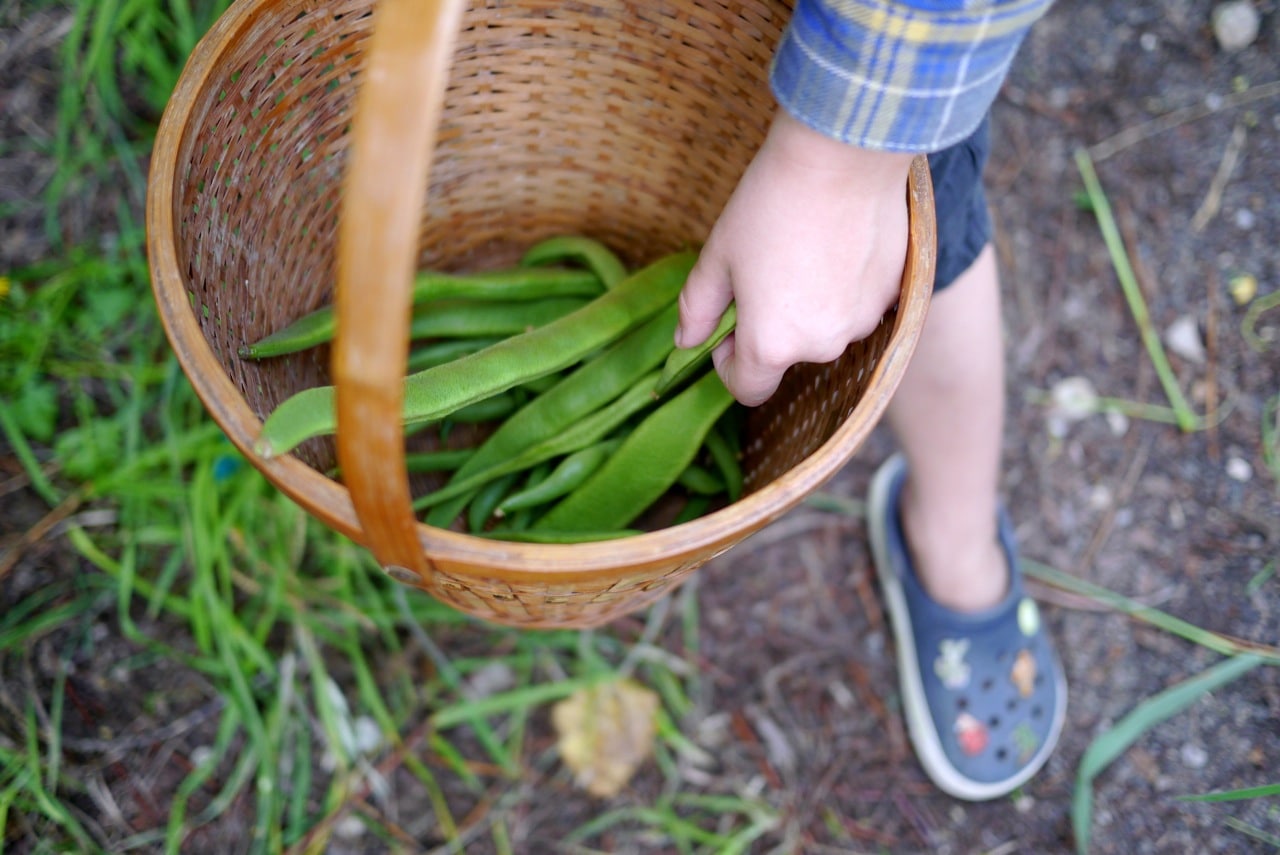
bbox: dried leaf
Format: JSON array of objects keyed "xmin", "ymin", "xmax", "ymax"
[{"xmin": 551, "ymin": 677, "xmax": 659, "ymax": 798}]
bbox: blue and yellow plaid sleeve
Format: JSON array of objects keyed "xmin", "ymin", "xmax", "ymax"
[{"xmin": 771, "ymin": 0, "xmax": 1053, "ymax": 153}]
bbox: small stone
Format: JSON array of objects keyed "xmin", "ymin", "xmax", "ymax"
[
  {"xmin": 828, "ymin": 680, "xmax": 855, "ymax": 710},
  {"xmin": 352, "ymin": 716, "xmax": 383, "ymax": 755},
  {"xmin": 1105, "ymin": 409, "xmax": 1130, "ymax": 436},
  {"xmin": 1088, "ymin": 485, "xmax": 1113, "ymax": 510},
  {"xmin": 190, "ymin": 745, "xmax": 215, "ymax": 768},
  {"xmin": 1140, "ymin": 32, "xmax": 1159, "ymax": 51},
  {"xmin": 1165, "ymin": 315, "xmax": 1206, "ymax": 363},
  {"xmin": 1049, "ymin": 376, "xmax": 1099, "ymax": 423},
  {"xmin": 335, "ymin": 814, "xmax": 366, "ymax": 839},
  {"xmin": 1180, "ymin": 742, "xmax": 1209, "ymax": 769},
  {"xmin": 1234, "ymin": 208, "xmax": 1256, "ymax": 230},
  {"xmin": 1212, "ymin": 2, "xmax": 1261, "ymax": 52},
  {"xmin": 1226, "ymin": 456, "xmax": 1253, "ymax": 482},
  {"xmin": 465, "ymin": 661, "xmax": 517, "ymax": 698},
  {"xmin": 1015, "ymin": 794, "xmax": 1036, "ymax": 813},
  {"xmin": 950, "ymin": 805, "xmax": 967, "ymax": 825}
]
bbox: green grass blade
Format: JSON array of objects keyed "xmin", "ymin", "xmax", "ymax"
[
  {"xmin": 0, "ymin": 398, "xmax": 60, "ymax": 505},
  {"xmin": 1072, "ymin": 654, "xmax": 1264, "ymax": 854},
  {"xmin": 429, "ymin": 674, "xmax": 610, "ymax": 730},
  {"xmin": 1178, "ymin": 782, "xmax": 1280, "ymax": 802},
  {"xmin": 1074, "ymin": 147, "xmax": 1197, "ymax": 432},
  {"xmin": 1023, "ymin": 559, "xmax": 1280, "ymax": 665},
  {"xmin": 1223, "ymin": 816, "xmax": 1280, "ymax": 849}
]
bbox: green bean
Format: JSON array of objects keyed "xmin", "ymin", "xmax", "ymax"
[
  {"xmin": 654, "ymin": 302, "xmax": 736, "ymax": 398},
  {"xmin": 407, "ymin": 337, "xmax": 502, "ymax": 372},
  {"xmin": 468, "ymin": 471, "xmax": 519, "ymax": 533},
  {"xmin": 672, "ymin": 494, "xmax": 712, "ymax": 527},
  {"xmin": 405, "ymin": 448, "xmax": 474, "ymax": 473},
  {"xmin": 533, "ymin": 370, "xmax": 736, "ymax": 532},
  {"xmin": 413, "ymin": 369, "xmax": 664, "ymax": 513},
  {"xmin": 442, "ymin": 391, "xmax": 518, "ymax": 424},
  {"xmin": 479, "ymin": 529, "xmax": 643, "ymax": 543},
  {"xmin": 516, "ymin": 372, "xmax": 562, "ymax": 395},
  {"xmin": 521, "ymin": 235, "xmax": 629, "ymax": 289},
  {"xmin": 493, "ymin": 462, "xmax": 552, "ymax": 532},
  {"xmin": 255, "ymin": 251, "xmax": 696, "ymax": 459},
  {"xmin": 422, "ymin": 303, "xmax": 680, "ymax": 529},
  {"xmin": 407, "ymin": 298, "xmax": 588, "ymax": 341},
  {"xmin": 238, "ymin": 266, "xmax": 604, "ymax": 359},
  {"xmin": 495, "ymin": 439, "xmax": 622, "ymax": 516},
  {"xmin": 703, "ymin": 423, "xmax": 744, "ymax": 503},
  {"xmin": 676, "ymin": 463, "xmax": 725, "ymax": 496}
]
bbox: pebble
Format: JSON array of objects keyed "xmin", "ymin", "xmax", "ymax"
[
  {"xmin": 1164, "ymin": 316, "xmax": 1206, "ymax": 364},
  {"xmin": 1105, "ymin": 410, "xmax": 1130, "ymax": 437},
  {"xmin": 1140, "ymin": 32, "xmax": 1159, "ymax": 52},
  {"xmin": 1050, "ymin": 375, "xmax": 1099, "ymax": 422},
  {"xmin": 1234, "ymin": 208, "xmax": 1256, "ymax": 230},
  {"xmin": 352, "ymin": 716, "xmax": 383, "ymax": 755},
  {"xmin": 190, "ymin": 745, "xmax": 215, "ymax": 768},
  {"xmin": 335, "ymin": 815, "xmax": 366, "ymax": 839},
  {"xmin": 1180, "ymin": 742, "xmax": 1209, "ymax": 769},
  {"xmin": 1226, "ymin": 456, "xmax": 1253, "ymax": 482},
  {"xmin": 1088, "ymin": 485, "xmax": 1113, "ymax": 510},
  {"xmin": 465, "ymin": 661, "xmax": 516, "ymax": 698},
  {"xmin": 1212, "ymin": 1, "xmax": 1261, "ymax": 52}
]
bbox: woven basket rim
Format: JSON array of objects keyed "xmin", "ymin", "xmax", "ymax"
[{"xmin": 145, "ymin": 0, "xmax": 936, "ymax": 581}]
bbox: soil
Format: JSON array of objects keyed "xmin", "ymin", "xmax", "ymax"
[{"xmin": 3, "ymin": 1, "xmax": 1279, "ymax": 853}]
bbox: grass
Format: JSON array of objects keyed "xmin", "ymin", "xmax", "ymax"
[{"xmin": 2, "ymin": 1, "xmax": 1277, "ymax": 852}]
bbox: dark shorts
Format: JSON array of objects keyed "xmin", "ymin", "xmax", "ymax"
[{"xmin": 926, "ymin": 115, "xmax": 993, "ymax": 292}]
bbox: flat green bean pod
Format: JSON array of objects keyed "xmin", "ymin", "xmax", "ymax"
[
  {"xmin": 495, "ymin": 439, "xmax": 622, "ymax": 516},
  {"xmin": 480, "ymin": 529, "xmax": 643, "ymax": 543},
  {"xmin": 424, "ymin": 303, "xmax": 680, "ymax": 529},
  {"xmin": 521, "ymin": 235, "xmax": 629, "ymax": 289},
  {"xmin": 238, "ymin": 266, "xmax": 603, "ymax": 359},
  {"xmin": 703, "ymin": 423, "xmax": 744, "ymax": 503},
  {"xmin": 407, "ymin": 298, "xmax": 587, "ymax": 341},
  {"xmin": 255, "ymin": 251, "xmax": 696, "ymax": 459},
  {"xmin": 676, "ymin": 463, "xmax": 726, "ymax": 496},
  {"xmin": 412, "ymin": 370, "xmax": 664, "ymax": 513},
  {"xmin": 468, "ymin": 471, "xmax": 519, "ymax": 533},
  {"xmin": 407, "ymin": 337, "xmax": 502, "ymax": 372},
  {"xmin": 533, "ymin": 370, "xmax": 736, "ymax": 532},
  {"xmin": 654, "ymin": 303, "xmax": 736, "ymax": 398},
  {"xmin": 405, "ymin": 448, "xmax": 474, "ymax": 473}
]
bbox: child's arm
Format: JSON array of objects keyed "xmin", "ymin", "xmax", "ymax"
[
  {"xmin": 680, "ymin": 0, "xmax": 1055, "ymax": 405},
  {"xmin": 676, "ymin": 110, "xmax": 914, "ymax": 406}
]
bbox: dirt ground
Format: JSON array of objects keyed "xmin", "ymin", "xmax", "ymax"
[{"xmin": 3, "ymin": 1, "xmax": 1279, "ymax": 853}]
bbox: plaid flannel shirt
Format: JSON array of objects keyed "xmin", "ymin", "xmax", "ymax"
[{"xmin": 771, "ymin": 0, "xmax": 1053, "ymax": 153}]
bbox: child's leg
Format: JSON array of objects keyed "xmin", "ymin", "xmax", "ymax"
[{"xmin": 884, "ymin": 244, "xmax": 1008, "ymax": 613}]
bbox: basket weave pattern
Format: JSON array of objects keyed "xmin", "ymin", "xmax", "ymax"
[{"xmin": 149, "ymin": 0, "xmax": 934, "ymax": 628}]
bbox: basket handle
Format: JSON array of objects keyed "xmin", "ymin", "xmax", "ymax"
[{"xmin": 332, "ymin": 0, "xmax": 467, "ymax": 581}]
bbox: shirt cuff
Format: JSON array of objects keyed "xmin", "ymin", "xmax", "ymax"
[{"xmin": 770, "ymin": 0, "xmax": 1053, "ymax": 153}]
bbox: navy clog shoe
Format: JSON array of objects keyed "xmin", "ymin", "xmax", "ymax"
[{"xmin": 867, "ymin": 454, "xmax": 1067, "ymax": 801}]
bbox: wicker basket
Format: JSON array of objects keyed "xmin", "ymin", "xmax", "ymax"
[{"xmin": 146, "ymin": 0, "xmax": 936, "ymax": 629}]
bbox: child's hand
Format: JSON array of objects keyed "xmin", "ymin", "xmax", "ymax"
[{"xmin": 677, "ymin": 110, "xmax": 915, "ymax": 406}]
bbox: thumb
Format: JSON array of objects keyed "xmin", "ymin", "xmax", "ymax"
[{"xmin": 675, "ymin": 249, "xmax": 734, "ymax": 349}]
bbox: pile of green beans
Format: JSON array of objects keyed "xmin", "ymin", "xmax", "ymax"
[{"xmin": 243, "ymin": 236, "xmax": 745, "ymax": 542}]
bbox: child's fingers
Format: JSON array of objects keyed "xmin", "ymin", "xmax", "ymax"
[
  {"xmin": 675, "ymin": 250, "xmax": 734, "ymax": 349},
  {"xmin": 711, "ymin": 333, "xmax": 785, "ymax": 407}
]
